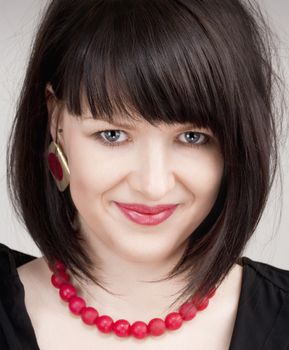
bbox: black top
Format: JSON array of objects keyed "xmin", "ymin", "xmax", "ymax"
[{"xmin": 0, "ymin": 242, "xmax": 289, "ymax": 350}]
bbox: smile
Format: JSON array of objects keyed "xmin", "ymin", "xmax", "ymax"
[{"xmin": 114, "ymin": 202, "xmax": 178, "ymax": 226}]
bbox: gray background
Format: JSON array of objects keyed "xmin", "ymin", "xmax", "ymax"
[{"xmin": 1, "ymin": 0, "xmax": 288, "ymax": 268}]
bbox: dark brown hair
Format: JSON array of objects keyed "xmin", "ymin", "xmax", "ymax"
[{"xmin": 6, "ymin": 0, "xmax": 284, "ymax": 309}]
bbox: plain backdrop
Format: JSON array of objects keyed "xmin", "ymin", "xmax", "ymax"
[{"xmin": 0, "ymin": 0, "xmax": 288, "ymax": 268}]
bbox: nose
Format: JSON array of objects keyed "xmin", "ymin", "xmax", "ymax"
[{"xmin": 128, "ymin": 142, "xmax": 175, "ymax": 201}]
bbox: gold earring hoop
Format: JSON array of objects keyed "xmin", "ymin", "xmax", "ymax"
[{"xmin": 47, "ymin": 129, "xmax": 70, "ymax": 192}]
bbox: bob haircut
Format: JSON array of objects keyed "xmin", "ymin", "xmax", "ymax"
[{"xmin": 6, "ymin": 0, "xmax": 284, "ymax": 309}]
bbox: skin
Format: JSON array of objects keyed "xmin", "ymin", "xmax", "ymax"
[
  {"xmin": 46, "ymin": 85, "xmax": 225, "ymax": 322},
  {"xmin": 15, "ymin": 87, "xmax": 243, "ymax": 350}
]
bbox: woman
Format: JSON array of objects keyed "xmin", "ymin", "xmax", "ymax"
[{"xmin": 0, "ymin": 0, "xmax": 288, "ymax": 349}]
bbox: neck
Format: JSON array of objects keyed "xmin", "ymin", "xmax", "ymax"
[{"xmin": 70, "ymin": 231, "xmax": 190, "ymax": 322}]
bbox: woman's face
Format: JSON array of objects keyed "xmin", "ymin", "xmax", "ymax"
[{"xmin": 50, "ymin": 101, "xmax": 224, "ymax": 265}]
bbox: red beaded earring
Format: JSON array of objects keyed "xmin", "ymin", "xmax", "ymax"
[{"xmin": 48, "ymin": 136, "xmax": 70, "ymax": 192}]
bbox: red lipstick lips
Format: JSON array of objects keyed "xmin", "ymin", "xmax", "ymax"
[{"xmin": 114, "ymin": 202, "xmax": 178, "ymax": 226}]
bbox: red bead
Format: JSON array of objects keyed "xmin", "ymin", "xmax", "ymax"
[
  {"xmin": 50, "ymin": 264, "xmax": 216, "ymax": 339},
  {"xmin": 54, "ymin": 260, "xmax": 66, "ymax": 272},
  {"xmin": 179, "ymin": 302, "xmax": 197, "ymax": 321},
  {"xmin": 69, "ymin": 295, "xmax": 86, "ymax": 315},
  {"xmin": 192, "ymin": 293, "xmax": 201, "ymax": 304},
  {"xmin": 51, "ymin": 271, "xmax": 70, "ymax": 288},
  {"xmin": 58, "ymin": 269, "xmax": 70, "ymax": 280},
  {"xmin": 165, "ymin": 312, "xmax": 183, "ymax": 330},
  {"xmin": 96, "ymin": 315, "xmax": 114, "ymax": 333},
  {"xmin": 196, "ymin": 297, "xmax": 209, "ymax": 311},
  {"xmin": 147, "ymin": 318, "xmax": 166, "ymax": 336},
  {"xmin": 81, "ymin": 307, "xmax": 99, "ymax": 325},
  {"xmin": 48, "ymin": 153, "xmax": 63, "ymax": 181},
  {"xmin": 207, "ymin": 287, "xmax": 217, "ymax": 298},
  {"xmin": 59, "ymin": 283, "xmax": 77, "ymax": 301},
  {"xmin": 113, "ymin": 319, "xmax": 131, "ymax": 337},
  {"xmin": 130, "ymin": 321, "xmax": 148, "ymax": 339}
]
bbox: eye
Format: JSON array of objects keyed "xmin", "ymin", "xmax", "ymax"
[
  {"xmin": 93, "ymin": 130, "xmax": 128, "ymax": 147},
  {"xmin": 177, "ymin": 131, "xmax": 210, "ymax": 147},
  {"xmin": 92, "ymin": 129, "xmax": 210, "ymax": 148}
]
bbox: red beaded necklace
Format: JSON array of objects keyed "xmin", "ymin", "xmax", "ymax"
[{"xmin": 49, "ymin": 259, "xmax": 217, "ymax": 339}]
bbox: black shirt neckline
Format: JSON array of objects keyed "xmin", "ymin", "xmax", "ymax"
[
  {"xmin": 12, "ymin": 252, "xmax": 248, "ymax": 349},
  {"xmin": 1, "ymin": 244, "xmax": 289, "ymax": 349}
]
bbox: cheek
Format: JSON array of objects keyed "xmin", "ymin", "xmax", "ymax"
[
  {"xmin": 188, "ymin": 150, "xmax": 224, "ymax": 201},
  {"xmin": 67, "ymin": 140, "xmax": 124, "ymax": 200}
]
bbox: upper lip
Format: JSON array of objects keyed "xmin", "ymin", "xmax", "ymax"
[{"xmin": 115, "ymin": 202, "xmax": 178, "ymax": 214}]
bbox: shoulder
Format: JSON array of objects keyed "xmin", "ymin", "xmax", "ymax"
[
  {"xmin": 226, "ymin": 257, "xmax": 289, "ymax": 349},
  {"xmin": 241, "ymin": 256, "xmax": 289, "ymax": 293},
  {"xmin": 0, "ymin": 242, "xmax": 47, "ymax": 305},
  {"xmin": 0, "ymin": 244, "xmax": 41, "ymax": 349},
  {"xmin": 0, "ymin": 242, "xmax": 51, "ymax": 309},
  {"xmin": 0, "ymin": 242, "xmax": 37, "ymax": 275},
  {"xmin": 0, "ymin": 243, "xmax": 61, "ymax": 330}
]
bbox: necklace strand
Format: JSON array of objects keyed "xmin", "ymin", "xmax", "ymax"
[{"xmin": 49, "ymin": 260, "xmax": 217, "ymax": 339}]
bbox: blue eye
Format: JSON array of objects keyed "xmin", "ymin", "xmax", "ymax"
[
  {"xmin": 180, "ymin": 131, "xmax": 209, "ymax": 146},
  {"xmin": 92, "ymin": 129, "xmax": 210, "ymax": 148},
  {"xmin": 101, "ymin": 130, "xmax": 123, "ymax": 143}
]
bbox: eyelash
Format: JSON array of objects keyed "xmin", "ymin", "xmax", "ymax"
[{"xmin": 92, "ymin": 129, "xmax": 211, "ymax": 149}]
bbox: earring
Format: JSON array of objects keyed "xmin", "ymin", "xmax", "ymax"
[{"xmin": 48, "ymin": 140, "xmax": 70, "ymax": 192}]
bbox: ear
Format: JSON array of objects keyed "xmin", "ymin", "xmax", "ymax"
[{"xmin": 45, "ymin": 83, "xmax": 65, "ymax": 149}]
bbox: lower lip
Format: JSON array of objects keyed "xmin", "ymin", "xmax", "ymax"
[{"xmin": 115, "ymin": 204, "xmax": 178, "ymax": 226}]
